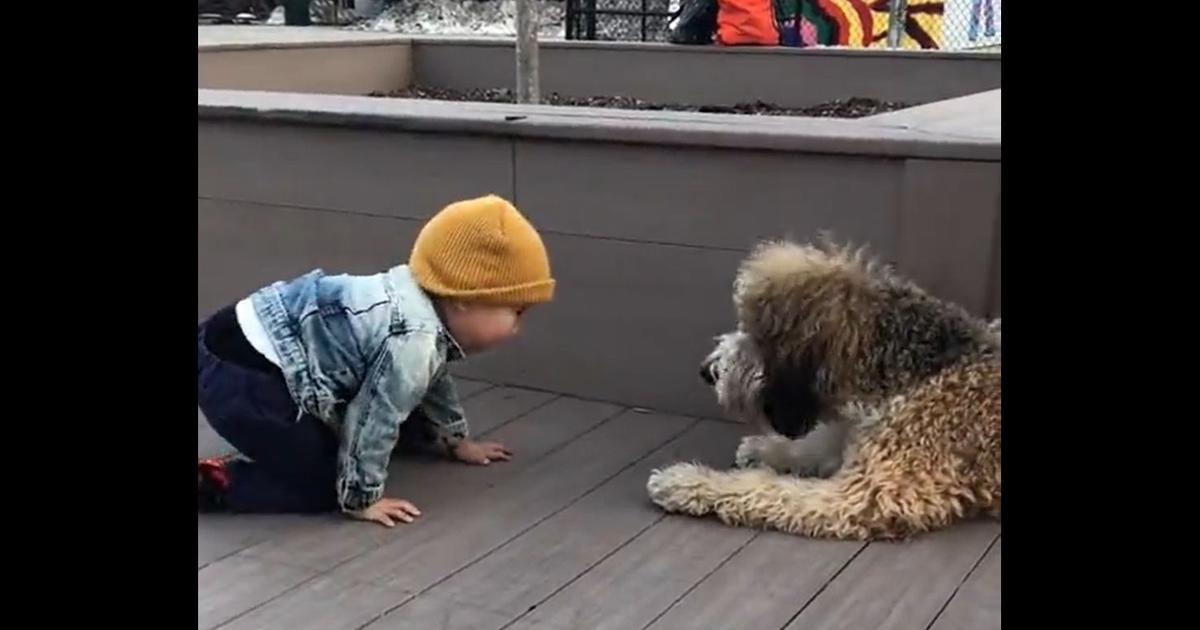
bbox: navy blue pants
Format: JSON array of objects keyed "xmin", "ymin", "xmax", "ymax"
[{"xmin": 197, "ymin": 325, "xmax": 341, "ymax": 513}]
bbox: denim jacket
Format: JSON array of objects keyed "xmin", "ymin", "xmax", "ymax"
[{"xmin": 249, "ymin": 265, "xmax": 468, "ymax": 512}]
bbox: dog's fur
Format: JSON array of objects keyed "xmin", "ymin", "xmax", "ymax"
[{"xmin": 647, "ymin": 239, "xmax": 1001, "ymax": 540}]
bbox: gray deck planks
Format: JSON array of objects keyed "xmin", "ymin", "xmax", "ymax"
[
  {"xmin": 199, "ymin": 383, "xmax": 1001, "ymax": 630},
  {"xmin": 928, "ymin": 537, "xmax": 1001, "ymax": 630},
  {"xmin": 371, "ymin": 419, "xmax": 746, "ymax": 628},
  {"xmin": 198, "ymin": 384, "xmax": 559, "ymax": 622},
  {"xmin": 503, "ymin": 516, "xmax": 756, "ymax": 630},
  {"xmin": 784, "ymin": 520, "xmax": 1001, "ymax": 630},
  {"xmin": 452, "ymin": 385, "xmax": 558, "ymax": 437},
  {"xmin": 211, "ymin": 408, "xmax": 694, "ymax": 630},
  {"xmin": 235, "ymin": 394, "xmax": 621, "ymax": 572},
  {"xmin": 198, "ymin": 555, "xmax": 315, "ymax": 630},
  {"xmin": 198, "ymin": 385, "xmax": 554, "ymax": 568},
  {"xmin": 644, "ymin": 531, "xmax": 866, "ymax": 630},
  {"xmin": 452, "ymin": 377, "xmax": 494, "ymax": 400}
]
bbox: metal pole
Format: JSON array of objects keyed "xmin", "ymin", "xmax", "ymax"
[
  {"xmin": 565, "ymin": 0, "xmax": 576, "ymax": 40},
  {"xmin": 515, "ymin": 0, "xmax": 541, "ymax": 104},
  {"xmin": 284, "ymin": 0, "xmax": 312, "ymax": 26},
  {"xmin": 886, "ymin": 0, "xmax": 908, "ymax": 48},
  {"xmin": 641, "ymin": 0, "xmax": 648, "ymax": 41}
]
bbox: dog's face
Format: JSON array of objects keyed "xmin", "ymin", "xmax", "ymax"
[
  {"xmin": 704, "ymin": 239, "xmax": 991, "ymax": 440},
  {"xmin": 700, "ymin": 331, "xmax": 822, "ymax": 439}
]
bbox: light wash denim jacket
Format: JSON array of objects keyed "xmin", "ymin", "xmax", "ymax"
[{"xmin": 249, "ymin": 265, "xmax": 469, "ymax": 512}]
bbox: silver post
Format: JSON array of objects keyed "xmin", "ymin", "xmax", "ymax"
[
  {"xmin": 515, "ymin": 0, "xmax": 541, "ymax": 104},
  {"xmin": 886, "ymin": 0, "xmax": 909, "ymax": 49}
]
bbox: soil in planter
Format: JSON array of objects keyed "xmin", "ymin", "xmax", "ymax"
[{"xmin": 367, "ymin": 86, "xmax": 911, "ymax": 118}]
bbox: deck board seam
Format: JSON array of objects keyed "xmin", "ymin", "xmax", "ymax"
[
  {"xmin": 476, "ymin": 392, "xmax": 562, "ymax": 436},
  {"xmin": 207, "ymin": 387, "xmax": 579, "ymax": 629},
  {"xmin": 923, "ymin": 531, "xmax": 1001, "ymax": 630},
  {"xmin": 198, "ymin": 383, "xmax": 500, "ymax": 572},
  {"xmin": 638, "ymin": 530, "xmax": 763, "ymax": 630},
  {"xmin": 361, "ymin": 416, "xmax": 702, "ymax": 628},
  {"xmin": 777, "ymin": 540, "xmax": 870, "ymax": 630},
  {"xmin": 497, "ymin": 515, "xmax": 668, "ymax": 630}
]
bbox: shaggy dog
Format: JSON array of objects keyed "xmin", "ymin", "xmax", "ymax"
[{"xmin": 646, "ymin": 240, "xmax": 1001, "ymax": 540}]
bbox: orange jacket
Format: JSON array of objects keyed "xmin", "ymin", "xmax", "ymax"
[{"xmin": 717, "ymin": 0, "xmax": 780, "ymax": 46}]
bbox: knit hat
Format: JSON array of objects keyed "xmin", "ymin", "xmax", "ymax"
[{"xmin": 409, "ymin": 195, "xmax": 555, "ymax": 305}]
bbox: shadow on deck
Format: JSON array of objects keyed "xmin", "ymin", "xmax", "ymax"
[{"xmin": 199, "ymin": 379, "xmax": 1000, "ymax": 630}]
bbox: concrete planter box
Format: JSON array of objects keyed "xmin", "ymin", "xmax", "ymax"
[
  {"xmin": 197, "ymin": 27, "xmax": 999, "ymax": 417},
  {"xmin": 198, "ymin": 27, "xmax": 1001, "ymax": 107}
]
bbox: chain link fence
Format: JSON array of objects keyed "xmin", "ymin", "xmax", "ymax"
[
  {"xmin": 567, "ymin": 0, "xmax": 1001, "ymax": 51},
  {"xmin": 198, "ymin": 0, "xmax": 999, "ymax": 51},
  {"xmin": 941, "ymin": 0, "xmax": 1002, "ymax": 51}
]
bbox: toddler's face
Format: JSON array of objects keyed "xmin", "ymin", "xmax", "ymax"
[{"xmin": 444, "ymin": 302, "xmax": 527, "ymax": 354}]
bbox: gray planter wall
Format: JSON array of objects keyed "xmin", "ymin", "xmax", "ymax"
[{"xmin": 198, "ymin": 91, "xmax": 999, "ymax": 418}]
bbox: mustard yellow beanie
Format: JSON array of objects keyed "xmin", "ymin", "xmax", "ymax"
[{"xmin": 409, "ymin": 195, "xmax": 555, "ymax": 305}]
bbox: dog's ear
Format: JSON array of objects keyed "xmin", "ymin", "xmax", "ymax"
[
  {"xmin": 733, "ymin": 240, "xmax": 877, "ymax": 388},
  {"xmin": 760, "ymin": 358, "xmax": 823, "ymax": 439}
]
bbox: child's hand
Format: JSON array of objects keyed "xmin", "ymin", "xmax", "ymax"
[
  {"xmin": 350, "ymin": 498, "xmax": 422, "ymax": 527},
  {"xmin": 453, "ymin": 440, "xmax": 513, "ymax": 465}
]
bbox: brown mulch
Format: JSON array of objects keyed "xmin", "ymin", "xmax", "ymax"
[{"xmin": 368, "ymin": 85, "xmax": 910, "ymax": 118}]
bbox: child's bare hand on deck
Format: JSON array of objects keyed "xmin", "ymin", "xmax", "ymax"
[
  {"xmin": 351, "ymin": 498, "xmax": 422, "ymax": 527},
  {"xmin": 453, "ymin": 440, "xmax": 513, "ymax": 465}
]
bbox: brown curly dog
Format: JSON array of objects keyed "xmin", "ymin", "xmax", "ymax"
[{"xmin": 647, "ymin": 239, "xmax": 1000, "ymax": 540}]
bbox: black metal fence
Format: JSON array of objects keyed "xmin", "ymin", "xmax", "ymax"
[
  {"xmin": 565, "ymin": 0, "xmax": 1001, "ymax": 51},
  {"xmin": 565, "ymin": 0, "xmax": 676, "ymax": 42}
]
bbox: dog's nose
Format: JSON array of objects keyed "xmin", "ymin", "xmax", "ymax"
[{"xmin": 699, "ymin": 363, "xmax": 716, "ymax": 385}]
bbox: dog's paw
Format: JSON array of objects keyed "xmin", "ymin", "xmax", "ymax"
[
  {"xmin": 735, "ymin": 434, "xmax": 838, "ymax": 476},
  {"xmin": 734, "ymin": 435, "xmax": 771, "ymax": 469},
  {"xmin": 805, "ymin": 456, "xmax": 843, "ymax": 479},
  {"xmin": 647, "ymin": 462, "xmax": 715, "ymax": 516}
]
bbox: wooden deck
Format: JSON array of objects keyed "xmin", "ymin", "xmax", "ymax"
[{"xmin": 198, "ymin": 379, "xmax": 1000, "ymax": 630}]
